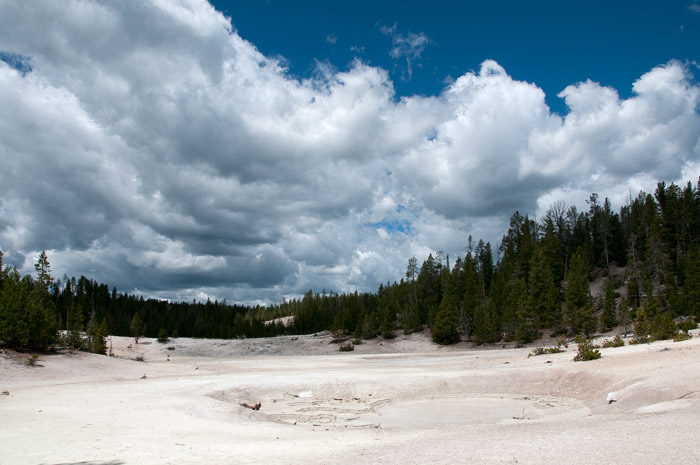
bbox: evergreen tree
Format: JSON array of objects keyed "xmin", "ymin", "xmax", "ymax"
[
  {"xmin": 588, "ymin": 193, "xmax": 611, "ymax": 270},
  {"xmin": 67, "ymin": 304, "xmax": 84, "ymax": 349},
  {"xmin": 92, "ymin": 318, "xmax": 109, "ymax": 355},
  {"xmin": 403, "ymin": 256, "xmax": 421, "ymax": 333},
  {"xmin": 380, "ymin": 303, "xmax": 396, "ymax": 339},
  {"xmin": 360, "ymin": 313, "xmax": 376, "ymax": 340},
  {"xmin": 85, "ymin": 311, "xmax": 108, "ymax": 354},
  {"xmin": 528, "ymin": 246, "xmax": 561, "ymax": 328},
  {"xmin": 432, "ymin": 294, "xmax": 460, "ymax": 344},
  {"xmin": 491, "ymin": 272, "xmax": 515, "ymax": 338},
  {"xmin": 26, "ymin": 251, "xmax": 58, "ymax": 350},
  {"xmin": 476, "ymin": 239, "xmax": 494, "ymax": 292},
  {"xmin": 157, "ymin": 328, "xmax": 170, "ymax": 343},
  {"xmin": 565, "ymin": 248, "xmax": 596, "ymax": 336},
  {"xmin": 472, "ymin": 304, "xmax": 495, "ymax": 344},
  {"xmin": 651, "ymin": 311, "xmax": 675, "ymax": 341},
  {"xmin": 633, "ymin": 308, "xmax": 650, "ymax": 343},
  {"xmin": 600, "ymin": 279, "xmax": 618, "ymax": 331},
  {"xmin": 626, "ymin": 275, "xmax": 641, "ymax": 310},
  {"xmin": 130, "ymin": 312, "xmax": 144, "ymax": 343},
  {"xmin": 353, "ymin": 316, "xmax": 363, "ymax": 341},
  {"xmin": 540, "ymin": 220, "xmax": 564, "ymax": 285},
  {"xmin": 461, "ymin": 252, "xmax": 481, "ymax": 339},
  {"xmin": 618, "ymin": 295, "xmax": 632, "ymax": 336},
  {"xmin": 642, "ymin": 274, "xmax": 661, "ymax": 320},
  {"xmin": 417, "ymin": 254, "xmax": 442, "ymax": 327},
  {"xmin": 685, "ymin": 248, "xmax": 700, "ymax": 317},
  {"xmin": 0, "ymin": 268, "xmax": 31, "ymax": 349},
  {"xmin": 608, "ymin": 212, "xmax": 627, "ymax": 266},
  {"xmin": 34, "ymin": 251, "xmax": 54, "ymax": 291},
  {"xmin": 513, "ymin": 278, "xmax": 537, "ymax": 344}
]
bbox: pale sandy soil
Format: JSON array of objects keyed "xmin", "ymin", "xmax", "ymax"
[{"xmin": 2, "ymin": 329, "xmax": 700, "ymax": 465}]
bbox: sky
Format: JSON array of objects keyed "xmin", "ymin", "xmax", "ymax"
[{"xmin": 0, "ymin": 0, "xmax": 699, "ymax": 305}]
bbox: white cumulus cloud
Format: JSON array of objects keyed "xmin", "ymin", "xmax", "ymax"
[{"xmin": 0, "ymin": 0, "xmax": 698, "ymax": 304}]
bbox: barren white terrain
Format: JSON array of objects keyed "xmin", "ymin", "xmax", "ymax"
[{"xmin": 2, "ymin": 330, "xmax": 699, "ymax": 465}]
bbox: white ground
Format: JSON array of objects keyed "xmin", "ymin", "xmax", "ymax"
[{"xmin": 2, "ymin": 329, "xmax": 700, "ymax": 465}]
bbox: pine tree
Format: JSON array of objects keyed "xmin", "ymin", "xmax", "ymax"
[
  {"xmin": 565, "ymin": 249, "xmax": 586, "ymax": 331},
  {"xmin": 618, "ymin": 296, "xmax": 632, "ymax": 336},
  {"xmin": 432, "ymin": 294, "xmax": 460, "ymax": 344},
  {"xmin": 489, "ymin": 272, "xmax": 512, "ymax": 338},
  {"xmin": 360, "ymin": 313, "xmax": 376, "ymax": 340},
  {"xmin": 130, "ymin": 312, "xmax": 144, "ymax": 343},
  {"xmin": 633, "ymin": 308, "xmax": 650, "ymax": 343},
  {"xmin": 26, "ymin": 251, "xmax": 58, "ymax": 350},
  {"xmin": 600, "ymin": 279, "xmax": 618, "ymax": 331},
  {"xmin": 651, "ymin": 311, "xmax": 676, "ymax": 341},
  {"xmin": 577, "ymin": 303, "xmax": 597, "ymax": 337},
  {"xmin": 626, "ymin": 276, "xmax": 641, "ymax": 310},
  {"xmin": 0, "ymin": 268, "xmax": 31, "ymax": 349},
  {"xmin": 92, "ymin": 318, "xmax": 108, "ymax": 355},
  {"xmin": 472, "ymin": 304, "xmax": 492, "ymax": 344},
  {"xmin": 380, "ymin": 304, "xmax": 396, "ymax": 339},
  {"xmin": 541, "ymin": 220, "xmax": 564, "ymax": 285},
  {"xmin": 685, "ymin": 248, "xmax": 700, "ymax": 317},
  {"xmin": 417, "ymin": 254, "xmax": 442, "ymax": 327},
  {"xmin": 528, "ymin": 246, "xmax": 561, "ymax": 328},
  {"xmin": 34, "ymin": 251, "xmax": 54, "ymax": 292},
  {"xmin": 513, "ymin": 279, "xmax": 537, "ymax": 344},
  {"xmin": 461, "ymin": 252, "xmax": 482, "ymax": 339},
  {"xmin": 85, "ymin": 311, "xmax": 108, "ymax": 354},
  {"xmin": 67, "ymin": 304, "xmax": 84, "ymax": 349},
  {"xmin": 403, "ymin": 256, "xmax": 422, "ymax": 333},
  {"xmin": 565, "ymin": 248, "xmax": 596, "ymax": 336}
]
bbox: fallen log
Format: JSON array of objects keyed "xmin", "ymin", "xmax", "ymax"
[{"xmin": 239, "ymin": 402, "xmax": 261, "ymax": 411}]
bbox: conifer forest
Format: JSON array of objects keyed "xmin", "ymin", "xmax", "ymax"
[{"xmin": 2, "ymin": 179, "xmax": 700, "ymax": 351}]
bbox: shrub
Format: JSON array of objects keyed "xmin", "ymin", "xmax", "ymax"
[
  {"xmin": 574, "ymin": 336, "xmax": 601, "ymax": 362},
  {"xmin": 601, "ymin": 334, "xmax": 625, "ymax": 348},
  {"xmin": 650, "ymin": 312, "xmax": 676, "ymax": 341},
  {"xmin": 26, "ymin": 354, "xmax": 40, "ymax": 366},
  {"xmin": 528, "ymin": 346, "xmax": 564, "ymax": 357},
  {"xmin": 673, "ymin": 331, "xmax": 692, "ymax": 342},
  {"xmin": 157, "ymin": 328, "xmax": 169, "ymax": 343},
  {"xmin": 677, "ymin": 319, "xmax": 698, "ymax": 332}
]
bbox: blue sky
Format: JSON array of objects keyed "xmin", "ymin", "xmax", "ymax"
[
  {"xmin": 0, "ymin": 1, "xmax": 699, "ymax": 305},
  {"xmin": 214, "ymin": 0, "xmax": 699, "ymax": 113}
]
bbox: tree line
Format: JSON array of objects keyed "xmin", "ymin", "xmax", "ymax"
[{"xmin": 1, "ymin": 179, "xmax": 699, "ymax": 351}]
